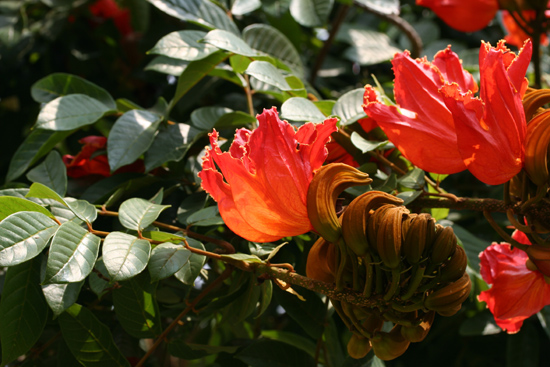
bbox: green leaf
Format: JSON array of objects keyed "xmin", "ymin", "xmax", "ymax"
[
  {"xmin": 147, "ymin": 0, "xmax": 239, "ymax": 35},
  {"xmin": 274, "ymin": 286, "xmax": 326, "ymax": 339},
  {"xmin": 0, "ymin": 211, "xmax": 58, "ymax": 266},
  {"xmin": 256, "ymin": 280, "xmax": 273, "ymax": 318},
  {"xmin": 289, "ymin": 0, "xmax": 333, "ymax": 27},
  {"xmin": 223, "ymin": 273, "xmax": 263, "ymax": 324},
  {"xmin": 338, "ymin": 26, "xmax": 401, "ymax": 65},
  {"xmin": 148, "ymin": 30, "xmax": 218, "ymax": 60},
  {"xmin": 35, "ymin": 94, "xmax": 114, "ymax": 131},
  {"xmin": 89, "ymin": 258, "xmax": 110, "ymax": 298},
  {"xmin": 375, "ymin": 173, "xmax": 397, "ymax": 193},
  {"xmin": 0, "ymin": 258, "xmax": 48, "ymax": 366},
  {"xmin": 26, "ymin": 150, "xmax": 67, "ymax": 196},
  {"xmin": 236, "ymin": 339, "xmax": 316, "ymax": 367},
  {"xmin": 142, "ymin": 230, "xmax": 186, "ymax": 244},
  {"xmin": 118, "ymin": 198, "xmax": 170, "ymax": 231},
  {"xmin": 355, "ymin": 0, "xmax": 399, "ymax": 15},
  {"xmin": 149, "ymin": 187, "xmax": 164, "ymax": 204},
  {"xmin": 245, "ymin": 60, "xmax": 292, "ymax": 90},
  {"xmin": 6, "ymin": 129, "xmax": 73, "ymax": 182},
  {"xmin": 220, "ymin": 253, "xmax": 263, "ymax": 263},
  {"xmin": 398, "ymin": 167, "xmax": 425, "ymax": 190},
  {"xmin": 42, "ymin": 281, "xmax": 84, "ymax": 317},
  {"xmin": 107, "ymin": 110, "xmax": 163, "ymax": 172},
  {"xmin": 350, "ymin": 132, "xmax": 391, "ymax": 153},
  {"xmin": 31, "ymin": 72, "xmax": 116, "ymax": 110},
  {"xmin": 281, "ymin": 97, "xmax": 326, "ymax": 122},
  {"xmin": 112, "ymin": 272, "xmax": 162, "ymax": 338},
  {"xmin": 190, "ymin": 106, "xmax": 233, "ymax": 130},
  {"xmin": 203, "ymin": 29, "xmax": 256, "ymax": 57},
  {"xmin": 171, "ymin": 51, "xmax": 229, "ymax": 108},
  {"xmin": 102, "ymin": 232, "xmax": 151, "ymax": 281},
  {"xmin": 174, "ymin": 238, "xmax": 206, "ymax": 285},
  {"xmin": 148, "ymin": 243, "xmax": 192, "ymax": 281},
  {"xmin": 243, "ymin": 24, "xmax": 304, "ymax": 76},
  {"xmin": 396, "ymin": 190, "xmax": 422, "ymax": 205},
  {"xmin": 216, "ymin": 111, "xmax": 257, "ymax": 127},
  {"xmin": 231, "ymin": 0, "xmax": 261, "ymax": 15},
  {"xmin": 43, "ymin": 221, "xmax": 101, "ymax": 284},
  {"xmin": 230, "ymin": 54, "xmax": 252, "ymax": 74},
  {"xmin": 333, "ymin": 88, "xmax": 367, "ymax": 125},
  {"xmin": 261, "ymin": 330, "xmax": 317, "ymax": 358},
  {"xmin": 58, "ymin": 304, "xmax": 131, "ymax": 367},
  {"xmin": 186, "ymin": 206, "xmax": 224, "ymax": 227},
  {"xmin": 145, "ymin": 55, "xmax": 188, "ymax": 75},
  {"xmin": 314, "ymin": 100, "xmax": 336, "ymax": 116},
  {"xmin": 451, "ymin": 224, "xmax": 487, "ymax": 273},
  {"xmin": 0, "ymin": 196, "xmax": 54, "ymax": 221},
  {"xmin": 428, "ymin": 185, "xmax": 450, "ymax": 220}
]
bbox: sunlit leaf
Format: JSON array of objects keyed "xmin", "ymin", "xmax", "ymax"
[
  {"xmin": 174, "ymin": 238, "xmax": 206, "ymax": 285},
  {"xmin": 289, "ymin": 0, "xmax": 333, "ymax": 27},
  {"xmin": 245, "ymin": 61, "xmax": 292, "ymax": 90},
  {"xmin": 149, "ymin": 30, "xmax": 218, "ymax": 61},
  {"xmin": 102, "ymin": 232, "xmax": 151, "ymax": 281},
  {"xmin": 118, "ymin": 198, "xmax": 170, "ymax": 231},
  {"xmin": 42, "ymin": 281, "xmax": 84, "ymax": 317},
  {"xmin": 281, "ymin": 97, "xmax": 326, "ymax": 122},
  {"xmin": 333, "ymin": 88, "xmax": 367, "ymax": 125},
  {"xmin": 0, "ymin": 196, "xmax": 54, "ymax": 221},
  {"xmin": 203, "ymin": 29, "xmax": 256, "ymax": 56},
  {"xmin": 148, "ymin": 243, "xmax": 192, "ymax": 281}
]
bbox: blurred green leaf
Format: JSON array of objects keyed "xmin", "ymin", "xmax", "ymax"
[
  {"xmin": 149, "ymin": 30, "xmax": 218, "ymax": 60},
  {"xmin": 107, "ymin": 110, "xmax": 162, "ymax": 172},
  {"xmin": 145, "ymin": 123, "xmax": 200, "ymax": 172},
  {"xmin": 43, "ymin": 221, "xmax": 100, "ymax": 284},
  {"xmin": 232, "ymin": 0, "xmax": 261, "ymax": 15},
  {"xmin": 26, "ymin": 150, "xmax": 67, "ymax": 196},
  {"xmin": 398, "ymin": 167, "xmax": 425, "ymax": 190},
  {"xmin": 145, "ymin": 55, "xmax": 188, "ymax": 75},
  {"xmin": 36, "ymin": 94, "xmax": 114, "ymax": 131},
  {"xmin": 246, "ymin": 60, "xmax": 292, "ymax": 90},
  {"xmin": 102, "ymin": 232, "xmax": 151, "ymax": 281},
  {"xmin": 0, "ymin": 258, "xmax": 48, "ymax": 366},
  {"xmin": 119, "ymin": 198, "xmax": 170, "ymax": 231},
  {"xmin": 203, "ymin": 29, "xmax": 256, "ymax": 56},
  {"xmin": 396, "ymin": 190, "xmax": 422, "ymax": 205},
  {"xmin": 59, "ymin": 304, "xmax": 130, "ymax": 367},
  {"xmin": 338, "ymin": 26, "xmax": 401, "ymax": 65},
  {"xmin": 355, "ymin": 0, "xmax": 399, "ymax": 15},
  {"xmin": 0, "ymin": 211, "xmax": 58, "ymax": 266},
  {"xmin": 350, "ymin": 132, "xmax": 390, "ymax": 153},
  {"xmin": 281, "ymin": 97, "xmax": 326, "ymax": 122},
  {"xmin": 191, "ymin": 106, "xmax": 233, "ymax": 130},
  {"xmin": 289, "ymin": 0, "xmax": 333, "ymax": 27}
]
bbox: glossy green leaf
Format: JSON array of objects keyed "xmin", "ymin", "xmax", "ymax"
[
  {"xmin": 147, "ymin": 0, "xmax": 239, "ymax": 35},
  {"xmin": 355, "ymin": 0, "xmax": 399, "ymax": 15},
  {"xmin": 256, "ymin": 280, "xmax": 273, "ymax": 318},
  {"xmin": 229, "ymin": 54, "xmax": 252, "ymax": 73},
  {"xmin": 174, "ymin": 238, "xmax": 206, "ymax": 285},
  {"xmin": 314, "ymin": 100, "xmax": 336, "ymax": 116},
  {"xmin": 281, "ymin": 97, "xmax": 326, "ymax": 122},
  {"xmin": 0, "ymin": 211, "xmax": 58, "ymax": 266},
  {"xmin": 42, "ymin": 281, "xmax": 84, "ymax": 317},
  {"xmin": 58, "ymin": 303, "xmax": 130, "ymax": 367},
  {"xmin": 149, "ymin": 30, "xmax": 218, "ymax": 60},
  {"xmin": 177, "ymin": 193, "xmax": 207, "ymax": 225},
  {"xmin": 89, "ymin": 258, "xmax": 110, "ymax": 298},
  {"xmin": 107, "ymin": 110, "xmax": 162, "ymax": 172},
  {"xmin": 375, "ymin": 173, "xmax": 397, "ymax": 193},
  {"xmin": 36, "ymin": 94, "xmax": 114, "ymax": 131},
  {"xmin": 350, "ymin": 132, "xmax": 391, "ymax": 153},
  {"xmin": 216, "ymin": 111, "xmax": 257, "ymax": 127},
  {"xmin": 398, "ymin": 168, "xmax": 425, "ymax": 190},
  {"xmin": 245, "ymin": 60, "xmax": 291, "ymax": 90},
  {"xmin": 186, "ymin": 206, "xmax": 224, "ymax": 226},
  {"xmin": 428, "ymin": 184, "xmax": 450, "ymax": 220},
  {"xmin": 44, "ymin": 221, "xmax": 101, "ymax": 284},
  {"xmin": 338, "ymin": 27, "xmax": 401, "ymax": 65},
  {"xmin": 31, "ymin": 72, "xmax": 116, "ymax": 110},
  {"xmin": 289, "ymin": 0, "xmax": 333, "ymax": 27},
  {"xmin": 223, "ymin": 273, "xmax": 263, "ymax": 324},
  {"xmin": 171, "ymin": 51, "xmax": 229, "ymax": 108},
  {"xmin": 333, "ymin": 88, "xmax": 367, "ymax": 125},
  {"xmin": 243, "ymin": 24, "xmax": 304, "ymax": 76},
  {"xmin": 396, "ymin": 190, "xmax": 422, "ymax": 205},
  {"xmin": 148, "ymin": 243, "xmax": 192, "ymax": 281},
  {"xmin": 6, "ymin": 129, "xmax": 73, "ymax": 182},
  {"xmin": 102, "ymin": 232, "xmax": 151, "ymax": 281},
  {"xmin": 232, "ymin": 0, "xmax": 261, "ymax": 15},
  {"xmin": 142, "ymin": 230, "xmax": 186, "ymax": 244},
  {"xmin": 220, "ymin": 253, "xmax": 263, "ymax": 263},
  {"xmin": 26, "ymin": 150, "xmax": 67, "ymax": 196},
  {"xmin": 145, "ymin": 55, "xmax": 188, "ymax": 75},
  {"xmin": 274, "ymin": 286, "xmax": 326, "ymax": 339},
  {"xmin": 191, "ymin": 106, "xmax": 232, "ymax": 130},
  {"xmin": 112, "ymin": 272, "xmax": 162, "ymax": 338},
  {"xmin": 203, "ymin": 29, "xmax": 256, "ymax": 57},
  {"xmin": 236, "ymin": 338, "xmax": 316, "ymax": 367},
  {"xmin": 0, "ymin": 258, "xmax": 48, "ymax": 366},
  {"xmin": 0, "ymin": 196, "xmax": 54, "ymax": 221},
  {"xmin": 118, "ymin": 198, "xmax": 170, "ymax": 231}
]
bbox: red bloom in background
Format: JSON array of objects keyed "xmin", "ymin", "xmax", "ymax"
[
  {"xmin": 199, "ymin": 108, "xmax": 337, "ymax": 243},
  {"xmin": 89, "ymin": 0, "xmax": 133, "ymax": 37},
  {"xmin": 416, "ymin": 0, "xmax": 499, "ymax": 32},
  {"xmin": 363, "ymin": 46, "xmax": 478, "ymax": 175},
  {"xmin": 441, "ymin": 40, "xmax": 532, "ymax": 184},
  {"xmin": 63, "ymin": 136, "xmax": 144, "ymax": 178},
  {"xmin": 502, "ymin": 10, "xmax": 549, "ymax": 47},
  {"xmin": 325, "ymin": 140, "xmax": 359, "ymax": 167},
  {"xmin": 479, "ymin": 230, "xmax": 550, "ymax": 333}
]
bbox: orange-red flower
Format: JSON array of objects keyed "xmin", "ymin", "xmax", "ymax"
[
  {"xmin": 441, "ymin": 40, "xmax": 532, "ymax": 185},
  {"xmin": 363, "ymin": 40, "xmax": 532, "ymax": 185},
  {"xmin": 198, "ymin": 108, "xmax": 337, "ymax": 243},
  {"xmin": 416, "ymin": 0, "xmax": 499, "ymax": 32},
  {"xmin": 478, "ymin": 230, "xmax": 550, "ymax": 334},
  {"xmin": 362, "ymin": 46, "xmax": 478, "ymax": 175},
  {"xmin": 63, "ymin": 136, "xmax": 144, "ymax": 178},
  {"xmin": 89, "ymin": 0, "xmax": 133, "ymax": 37},
  {"xmin": 502, "ymin": 10, "xmax": 549, "ymax": 48}
]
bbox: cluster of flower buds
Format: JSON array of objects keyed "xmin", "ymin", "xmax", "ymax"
[{"xmin": 306, "ymin": 164, "xmax": 471, "ymax": 360}]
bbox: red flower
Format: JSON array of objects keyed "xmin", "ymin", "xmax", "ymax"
[
  {"xmin": 198, "ymin": 108, "xmax": 337, "ymax": 243},
  {"xmin": 416, "ymin": 0, "xmax": 499, "ymax": 32},
  {"xmin": 89, "ymin": 0, "xmax": 133, "ymax": 37},
  {"xmin": 478, "ymin": 230, "xmax": 550, "ymax": 333},
  {"xmin": 325, "ymin": 140, "xmax": 359, "ymax": 167},
  {"xmin": 441, "ymin": 40, "xmax": 532, "ymax": 184},
  {"xmin": 502, "ymin": 10, "xmax": 549, "ymax": 48},
  {"xmin": 362, "ymin": 46, "xmax": 478, "ymax": 175},
  {"xmin": 63, "ymin": 136, "xmax": 144, "ymax": 178}
]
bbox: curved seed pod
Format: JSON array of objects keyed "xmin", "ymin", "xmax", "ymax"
[
  {"xmin": 361, "ymin": 313, "xmax": 384, "ymax": 335},
  {"xmin": 376, "ymin": 206, "xmax": 408, "ymax": 269},
  {"xmin": 400, "ymin": 311, "xmax": 435, "ymax": 342},
  {"xmin": 526, "ymin": 244, "xmax": 550, "ymax": 277},
  {"xmin": 366, "ymin": 204, "xmax": 395, "ymax": 250},
  {"xmin": 401, "ymin": 214, "xmax": 417, "ymax": 241},
  {"xmin": 439, "ymin": 245, "xmax": 468, "ymax": 283},
  {"xmin": 342, "ymin": 191, "xmax": 403, "ymax": 256},
  {"xmin": 402, "ymin": 214, "xmax": 429, "ymax": 265},
  {"xmin": 522, "ymin": 87, "xmax": 550, "ymax": 121},
  {"xmin": 306, "ymin": 237, "xmax": 337, "ymax": 283},
  {"xmin": 370, "ymin": 325, "xmax": 410, "ymax": 361},
  {"xmin": 424, "ymin": 273, "xmax": 471, "ymax": 312},
  {"xmin": 525, "ymin": 109, "xmax": 550, "ymax": 185},
  {"xmin": 347, "ymin": 334, "xmax": 372, "ymax": 359},
  {"xmin": 307, "ymin": 163, "xmax": 372, "ymax": 243},
  {"xmin": 430, "ymin": 226, "xmax": 457, "ymax": 265}
]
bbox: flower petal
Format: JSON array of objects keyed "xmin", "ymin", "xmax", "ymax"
[{"xmin": 416, "ymin": 0, "xmax": 498, "ymax": 32}]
